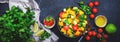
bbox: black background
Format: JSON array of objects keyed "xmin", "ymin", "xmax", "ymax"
[{"xmin": 0, "ymin": 0, "xmax": 120, "ymax": 42}]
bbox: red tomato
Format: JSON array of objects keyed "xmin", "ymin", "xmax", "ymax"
[
  {"xmin": 97, "ymin": 33, "xmax": 102, "ymax": 39},
  {"xmin": 89, "ymin": 14, "xmax": 95, "ymax": 19},
  {"xmin": 98, "ymin": 28, "xmax": 103, "ymax": 33},
  {"xmin": 85, "ymin": 35, "xmax": 90, "ymax": 41},
  {"xmin": 92, "ymin": 8, "xmax": 98, "ymax": 14},
  {"xmin": 92, "ymin": 31, "xmax": 97, "ymax": 36},
  {"xmin": 59, "ymin": 12, "xmax": 64, "ymax": 18},
  {"xmin": 63, "ymin": 25, "xmax": 69, "ymax": 30},
  {"xmin": 43, "ymin": 19, "xmax": 47, "ymax": 25},
  {"xmin": 88, "ymin": 31, "xmax": 92, "ymax": 36},
  {"xmin": 94, "ymin": 1, "xmax": 99, "ymax": 6},
  {"xmin": 103, "ymin": 34, "xmax": 108, "ymax": 39},
  {"xmin": 48, "ymin": 20, "xmax": 54, "ymax": 26},
  {"xmin": 88, "ymin": 2, "xmax": 94, "ymax": 8},
  {"xmin": 72, "ymin": 25, "xmax": 78, "ymax": 31}
]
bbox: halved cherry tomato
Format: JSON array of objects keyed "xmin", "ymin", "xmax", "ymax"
[
  {"xmin": 48, "ymin": 20, "xmax": 54, "ymax": 26},
  {"xmin": 72, "ymin": 25, "xmax": 78, "ymax": 31},
  {"xmin": 63, "ymin": 25, "xmax": 69, "ymax": 30},
  {"xmin": 44, "ymin": 19, "xmax": 47, "ymax": 25}
]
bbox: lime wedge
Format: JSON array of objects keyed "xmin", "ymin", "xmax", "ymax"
[
  {"xmin": 35, "ymin": 30, "xmax": 45, "ymax": 36},
  {"xmin": 33, "ymin": 22, "xmax": 39, "ymax": 33}
]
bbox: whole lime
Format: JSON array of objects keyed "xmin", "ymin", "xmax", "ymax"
[{"xmin": 105, "ymin": 23, "xmax": 117, "ymax": 34}]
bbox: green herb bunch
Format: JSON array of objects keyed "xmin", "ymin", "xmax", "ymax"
[{"xmin": 0, "ymin": 6, "xmax": 35, "ymax": 42}]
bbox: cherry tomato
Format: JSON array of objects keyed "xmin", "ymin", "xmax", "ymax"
[
  {"xmin": 89, "ymin": 14, "xmax": 95, "ymax": 19},
  {"xmin": 98, "ymin": 28, "xmax": 103, "ymax": 33},
  {"xmin": 92, "ymin": 8, "xmax": 98, "ymax": 14},
  {"xmin": 94, "ymin": 1, "xmax": 99, "ymax": 6},
  {"xmin": 103, "ymin": 34, "xmax": 108, "ymax": 39},
  {"xmin": 72, "ymin": 25, "xmax": 78, "ymax": 31},
  {"xmin": 88, "ymin": 31, "xmax": 92, "ymax": 36},
  {"xmin": 88, "ymin": 2, "xmax": 94, "ymax": 7},
  {"xmin": 85, "ymin": 35, "xmax": 90, "ymax": 41},
  {"xmin": 43, "ymin": 19, "xmax": 47, "ymax": 25},
  {"xmin": 97, "ymin": 33, "xmax": 102, "ymax": 39},
  {"xmin": 92, "ymin": 31, "xmax": 97, "ymax": 36},
  {"xmin": 48, "ymin": 20, "xmax": 54, "ymax": 26},
  {"xmin": 63, "ymin": 25, "xmax": 69, "ymax": 30},
  {"xmin": 59, "ymin": 12, "xmax": 64, "ymax": 18}
]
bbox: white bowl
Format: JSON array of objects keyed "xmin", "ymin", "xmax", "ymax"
[
  {"xmin": 95, "ymin": 15, "xmax": 107, "ymax": 27},
  {"xmin": 44, "ymin": 16, "xmax": 55, "ymax": 29}
]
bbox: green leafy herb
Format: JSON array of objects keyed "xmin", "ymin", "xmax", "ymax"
[
  {"xmin": 0, "ymin": 6, "xmax": 35, "ymax": 42},
  {"xmin": 39, "ymin": 31, "xmax": 51, "ymax": 40},
  {"xmin": 78, "ymin": 1, "xmax": 92, "ymax": 15}
]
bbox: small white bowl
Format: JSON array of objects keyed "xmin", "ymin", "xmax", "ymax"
[
  {"xmin": 43, "ymin": 16, "xmax": 55, "ymax": 29},
  {"xmin": 95, "ymin": 15, "xmax": 107, "ymax": 27}
]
